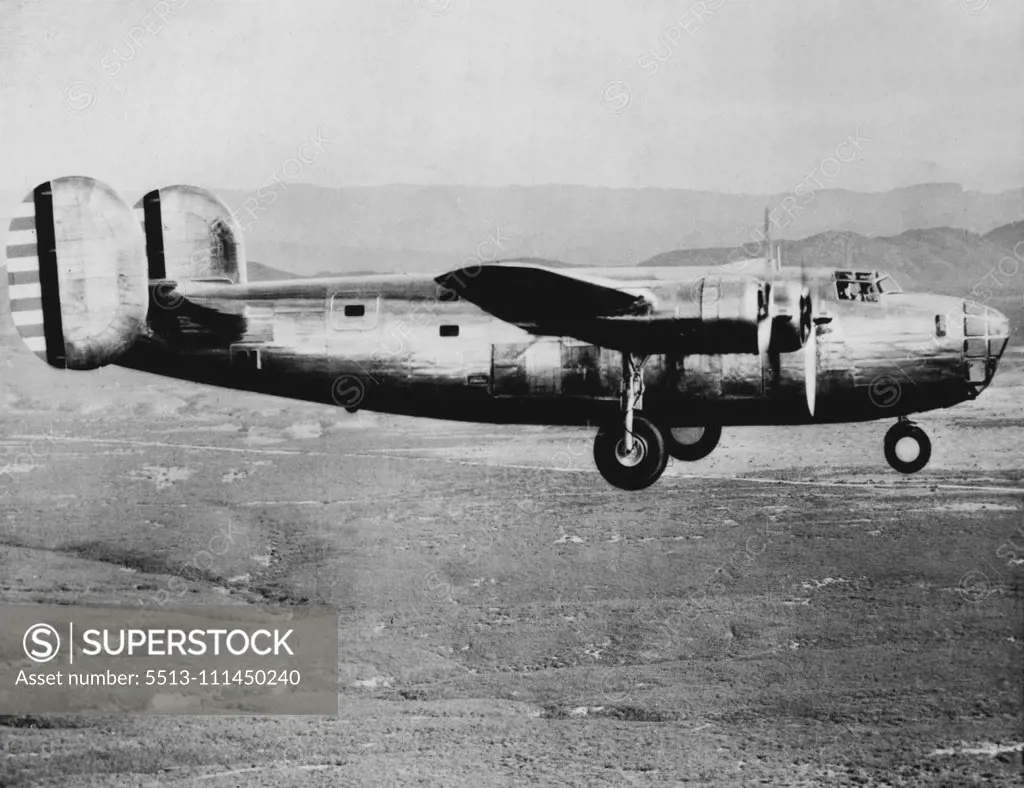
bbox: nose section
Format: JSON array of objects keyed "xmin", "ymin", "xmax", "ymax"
[
  {"xmin": 990, "ymin": 307, "xmax": 1011, "ymax": 345},
  {"xmin": 961, "ymin": 299, "xmax": 1010, "ymax": 394}
]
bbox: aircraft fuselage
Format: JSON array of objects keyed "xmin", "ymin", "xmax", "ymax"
[{"xmin": 121, "ymin": 266, "xmax": 1007, "ymax": 427}]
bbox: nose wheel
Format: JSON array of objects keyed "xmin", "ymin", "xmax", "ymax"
[
  {"xmin": 593, "ymin": 353, "xmax": 669, "ymax": 490},
  {"xmin": 884, "ymin": 418, "xmax": 932, "ymax": 474}
]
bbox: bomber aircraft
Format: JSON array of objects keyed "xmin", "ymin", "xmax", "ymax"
[{"xmin": 2, "ymin": 176, "xmax": 1012, "ymax": 490}]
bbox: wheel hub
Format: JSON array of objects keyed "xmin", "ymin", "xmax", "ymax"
[
  {"xmin": 894, "ymin": 436, "xmax": 921, "ymax": 463},
  {"xmin": 669, "ymin": 426, "xmax": 705, "ymax": 445},
  {"xmin": 614, "ymin": 434, "xmax": 647, "ymax": 467}
]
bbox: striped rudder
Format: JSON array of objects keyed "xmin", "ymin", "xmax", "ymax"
[
  {"xmin": 4, "ymin": 176, "xmax": 148, "ymax": 370},
  {"xmin": 134, "ymin": 185, "xmax": 247, "ymax": 287}
]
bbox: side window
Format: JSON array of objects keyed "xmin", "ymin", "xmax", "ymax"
[
  {"xmin": 834, "ymin": 272, "xmax": 881, "ymax": 302},
  {"xmin": 835, "ymin": 273, "xmax": 858, "ymax": 300},
  {"xmin": 330, "ymin": 293, "xmax": 380, "ymax": 330},
  {"xmin": 858, "ymin": 282, "xmax": 879, "ymax": 302}
]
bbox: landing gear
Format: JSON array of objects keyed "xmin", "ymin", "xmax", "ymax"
[
  {"xmin": 884, "ymin": 417, "xmax": 932, "ymax": 474},
  {"xmin": 593, "ymin": 354, "xmax": 669, "ymax": 490},
  {"xmin": 594, "ymin": 415, "xmax": 668, "ymax": 490},
  {"xmin": 664, "ymin": 424, "xmax": 722, "ymax": 462}
]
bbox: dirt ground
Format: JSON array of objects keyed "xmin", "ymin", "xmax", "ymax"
[{"xmin": 0, "ymin": 348, "xmax": 1022, "ymax": 787}]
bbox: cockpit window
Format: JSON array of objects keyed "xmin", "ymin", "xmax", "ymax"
[{"xmin": 834, "ymin": 270, "xmax": 901, "ymax": 302}]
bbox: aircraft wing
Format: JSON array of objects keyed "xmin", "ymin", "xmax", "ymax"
[
  {"xmin": 436, "ymin": 261, "xmax": 773, "ymax": 355},
  {"xmin": 435, "ymin": 262, "xmax": 655, "ymax": 329}
]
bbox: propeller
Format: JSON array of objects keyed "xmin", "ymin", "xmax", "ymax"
[
  {"xmin": 800, "ymin": 236, "xmax": 818, "ymax": 418},
  {"xmin": 804, "ymin": 315, "xmax": 818, "ymax": 417},
  {"xmin": 758, "ymin": 207, "xmax": 776, "ymax": 356},
  {"xmin": 759, "ymin": 206, "xmax": 818, "ymax": 417}
]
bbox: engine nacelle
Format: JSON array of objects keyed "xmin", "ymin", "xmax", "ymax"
[
  {"xmin": 689, "ymin": 275, "xmax": 771, "ymax": 355},
  {"xmin": 135, "ymin": 185, "xmax": 247, "ymax": 285},
  {"xmin": 5, "ymin": 176, "xmax": 148, "ymax": 370},
  {"xmin": 582, "ymin": 275, "xmax": 772, "ymax": 355}
]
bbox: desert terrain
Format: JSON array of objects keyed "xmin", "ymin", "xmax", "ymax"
[{"xmin": 1, "ymin": 339, "xmax": 1022, "ymax": 786}]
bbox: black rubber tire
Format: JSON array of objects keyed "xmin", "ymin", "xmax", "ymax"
[
  {"xmin": 664, "ymin": 424, "xmax": 722, "ymax": 462},
  {"xmin": 884, "ymin": 423, "xmax": 932, "ymax": 474},
  {"xmin": 593, "ymin": 415, "xmax": 669, "ymax": 490}
]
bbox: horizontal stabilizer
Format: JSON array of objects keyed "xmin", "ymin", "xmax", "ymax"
[{"xmin": 147, "ymin": 280, "xmax": 247, "ymax": 346}]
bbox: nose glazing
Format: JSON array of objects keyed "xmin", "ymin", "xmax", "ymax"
[{"xmin": 962, "ymin": 300, "xmax": 1010, "ymax": 393}]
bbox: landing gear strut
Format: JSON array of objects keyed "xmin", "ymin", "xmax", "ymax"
[
  {"xmin": 884, "ymin": 417, "xmax": 932, "ymax": 474},
  {"xmin": 593, "ymin": 353, "xmax": 669, "ymax": 490}
]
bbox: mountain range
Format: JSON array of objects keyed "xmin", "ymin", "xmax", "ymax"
[
  {"xmin": 643, "ymin": 225, "xmax": 1024, "ymax": 298},
  {"xmin": 211, "ymin": 182, "xmax": 1024, "ymax": 277},
  {"xmin": 2, "ymin": 181, "xmax": 1023, "ymax": 345},
  {"xmin": 2, "ymin": 181, "xmax": 1022, "ymax": 277}
]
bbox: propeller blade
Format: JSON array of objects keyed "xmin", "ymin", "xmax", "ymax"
[
  {"xmin": 757, "ymin": 295, "xmax": 773, "ymax": 356},
  {"xmin": 799, "ymin": 287, "xmax": 813, "ymax": 344},
  {"xmin": 804, "ymin": 320, "xmax": 818, "ymax": 417},
  {"xmin": 800, "ymin": 251, "xmax": 817, "ymax": 416},
  {"xmin": 758, "ymin": 206, "xmax": 777, "ymax": 354}
]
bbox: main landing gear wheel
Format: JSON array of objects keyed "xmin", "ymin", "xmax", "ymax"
[
  {"xmin": 664, "ymin": 424, "xmax": 722, "ymax": 462},
  {"xmin": 594, "ymin": 415, "xmax": 668, "ymax": 491},
  {"xmin": 884, "ymin": 420, "xmax": 932, "ymax": 474},
  {"xmin": 593, "ymin": 352, "xmax": 669, "ymax": 490}
]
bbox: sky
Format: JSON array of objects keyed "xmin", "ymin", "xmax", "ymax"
[{"xmin": 1, "ymin": 0, "xmax": 1022, "ymax": 195}]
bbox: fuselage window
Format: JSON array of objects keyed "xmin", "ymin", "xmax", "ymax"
[
  {"xmin": 439, "ymin": 325, "xmax": 460, "ymax": 337},
  {"xmin": 836, "ymin": 279, "xmax": 877, "ymax": 301},
  {"xmin": 330, "ymin": 293, "xmax": 380, "ymax": 330},
  {"xmin": 834, "ymin": 271, "xmax": 897, "ymax": 303}
]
